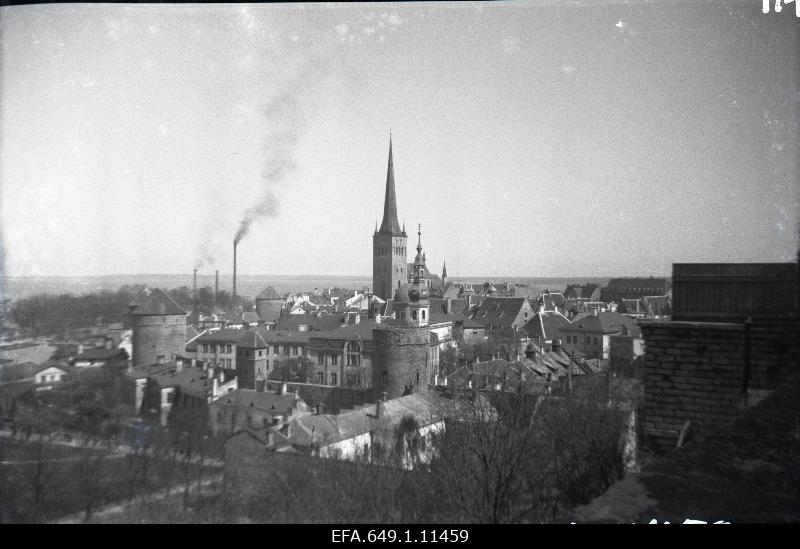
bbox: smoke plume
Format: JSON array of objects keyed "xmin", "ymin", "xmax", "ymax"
[{"xmin": 233, "ymin": 68, "xmax": 314, "ymax": 245}]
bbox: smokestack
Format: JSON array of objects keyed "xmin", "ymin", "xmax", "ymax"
[
  {"xmin": 193, "ymin": 268, "xmax": 198, "ymax": 314},
  {"xmin": 233, "ymin": 241, "xmax": 238, "ymax": 299}
]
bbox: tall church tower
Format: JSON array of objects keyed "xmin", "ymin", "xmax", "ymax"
[{"xmin": 373, "ymin": 136, "xmax": 408, "ymax": 300}]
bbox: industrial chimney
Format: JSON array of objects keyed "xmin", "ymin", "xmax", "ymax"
[
  {"xmin": 193, "ymin": 268, "xmax": 198, "ymax": 314},
  {"xmin": 233, "ymin": 241, "xmax": 238, "ymax": 299}
]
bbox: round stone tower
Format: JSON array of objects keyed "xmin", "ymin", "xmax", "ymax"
[
  {"xmin": 255, "ymin": 286, "xmax": 284, "ymax": 323},
  {"xmin": 371, "ymin": 325, "xmax": 431, "ymax": 399},
  {"xmin": 130, "ymin": 288, "xmax": 188, "ymax": 367}
]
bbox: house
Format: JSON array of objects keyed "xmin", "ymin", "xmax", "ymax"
[
  {"xmin": 71, "ymin": 346, "xmax": 129, "ymax": 368},
  {"xmin": 306, "ymin": 321, "xmax": 381, "ymax": 388},
  {"xmin": 288, "ymin": 392, "xmax": 446, "ymax": 469},
  {"xmin": 429, "ymin": 298, "xmax": 468, "ymax": 316},
  {"xmin": 522, "ymin": 309, "xmax": 572, "ymax": 352},
  {"xmin": 274, "ymin": 313, "xmax": 345, "ymax": 332},
  {"xmin": 33, "ymin": 365, "xmax": 68, "ymax": 386},
  {"xmin": 560, "ymin": 311, "xmax": 639, "ymax": 360},
  {"xmin": 194, "ymin": 328, "xmax": 246, "ymax": 371},
  {"xmin": 535, "ymin": 291, "xmax": 566, "ymax": 314},
  {"xmin": 601, "ymin": 277, "xmax": 669, "ymax": 302},
  {"xmin": 142, "ymin": 361, "xmax": 237, "ymax": 426},
  {"xmin": 459, "ymin": 318, "xmax": 487, "ymax": 343},
  {"xmin": 563, "ymin": 283, "xmax": 602, "ymax": 301},
  {"xmin": 462, "ymin": 297, "xmax": 535, "ymax": 335},
  {"xmin": 209, "ymin": 385, "xmax": 310, "ymax": 437}
]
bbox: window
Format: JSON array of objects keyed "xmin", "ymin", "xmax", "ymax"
[
  {"xmin": 331, "ymin": 355, "xmax": 338, "ymax": 366},
  {"xmin": 382, "ymin": 371, "xmax": 388, "ymax": 386},
  {"xmin": 317, "ymin": 372, "xmax": 324, "ymax": 384},
  {"xmin": 226, "ymin": 345, "xmax": 232, "ymax": 354},
  {"xmin": 422, "ymin": 310, "xmax": 426, "ymax": 320},
  {"xmin": 166, "ymin": 392, "xmax": 173, "ymax": 404},
  {"xmin": 331, "ymin": 373, "xmax": 337, "ymax": 386},
  {"xmin": 318, "ymin": 353, "xmax": 324, "ymax": 365}
]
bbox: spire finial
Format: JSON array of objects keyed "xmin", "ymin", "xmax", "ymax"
[{"xmin": 417, "ymin": 223, "xmax": 422, "ymax": 252}]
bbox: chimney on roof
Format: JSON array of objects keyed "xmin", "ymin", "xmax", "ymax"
[
  {"xmin": 446, "ymin": 298, "xmax": 452, "ymax": 315},
  {"xmin": 176, "ymin": 358, "xmax": 183, "ymax": 372},
  {"xmin": 552, "ymin": 338, "xmax": 562, "ymax": 354},
  {"xmin": 212, "ymin": 377, "xmax": 219, "ymax": 396}
]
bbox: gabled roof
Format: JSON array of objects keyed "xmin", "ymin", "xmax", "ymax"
[
  {"xmin": 130, "ymin": 288, "xmax": 187, "ymax": 316},
  {"xmin": 256, "ymin": 286, "xmax": 283, "ymax": 300},
  {"xmin": 237, "ymin": 330, "xmax": 268, "ymax": 349},
  {"xmin": 74, "ymin": 347, "xmax": 129, "ymax": 361},
  {"xmin": 522, "ymin": 311, "xmax": 571, "ymax": 340},
  {"xmin": 562, "ymin": 311, "xmax": 639, "ymax": 336},
  {"xmin": 196, "ymin": 328, "xmax": 247, "ymax": 344},
  {"xmin": 211, "ymin": 388, "xmax": 300, "ymax": 414},
  {"xmin": 463, "ymin": 297, "xmax": 530, "ymax": 330},
  {"xmin": 149, "ymin": 367, "xmax": 218, "ymax": 397},
  {"xmin": 605, "ymin": 277, "xmax": 668, "ymax": 290},
  {"xmin": 274, "ymin": 314, "xmax": 345, "ymax": 332},
  {"xmin": 442, "ymin": 284, "xmax": 461, "ymax": 299},
  {"xmin": 241, "ymin": 311, "xmax": 261, "ymax": 324},
  {"xmin": 429, "ymin": 298, "xmax": 468, "ymax": 316},
  {"xmin": 290, "ymin": 392, "xmax": 442, "ymax": 447}
]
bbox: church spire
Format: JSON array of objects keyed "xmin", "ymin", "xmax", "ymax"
[{"xmin": 378, "ymin": 134, "xmax": 402, "ymax": 235}]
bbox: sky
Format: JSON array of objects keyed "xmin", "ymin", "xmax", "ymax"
[{"xmin": 1, "ymin": 1, "xmax": 798, "ymax": 279}]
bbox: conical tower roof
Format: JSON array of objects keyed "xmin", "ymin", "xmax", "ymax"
[{"xmin": 378, "ymin": 135, "xmax": 403, "ymax": 235}]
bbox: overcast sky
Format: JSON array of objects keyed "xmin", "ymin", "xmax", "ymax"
[{"xmin": 1, "ymin": 1, "xmax": 798, "ymax": 278}]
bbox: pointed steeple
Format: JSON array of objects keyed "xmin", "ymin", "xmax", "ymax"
[
  {"xmin": 378, "ymin": 134, "xmax": 402, "ymax": 235},
  {"xmin": 442, "ymin": 260, "xmax": 447, "ymax": 276}
]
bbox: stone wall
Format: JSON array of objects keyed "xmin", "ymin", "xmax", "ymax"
[
  {"xmin": 640, "ymin": 320, "xmax": 799, "ymax": 451},
  {"xmin": 264, "ymin": 380, "xmax": 375, "ymax": 413},
  {"xmin": 372, "ymin": 326, "xmax": 431, "ymax": 399},
  {"xmin": 131, "ymin": 314, "xmax": 187, "ymax": 367}
]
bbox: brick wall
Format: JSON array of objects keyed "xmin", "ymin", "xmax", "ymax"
[{"xmin": 640, "ymin": 320, "xmax": 799, "ymax": 451}]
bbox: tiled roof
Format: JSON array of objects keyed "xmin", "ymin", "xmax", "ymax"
[
  {"xmin": 562, "ymin": 311, "xmax": 638, "ymax": 335},
  {"xmin": 196, "ymin": 328, "xmax": 247, "ymax": 344},
  {"xmin": 605, "ymin": 277, "xmax": 668, "ymax": 290},
  {"xmin": 429, "ymin": 298, "xmax": 468, "ymax": 316},
  {"xmin": 149, "ymin": 367, "xmax": 216, "ymax": 397},
  {"xmin": 274, "ymin": 314, "xmax": 345, "ymax": 332},
  {"xmin": 237, "ymin": 330, "xmax": 269, "ymax": 349},
  {"xmin": 241, "ymin": 311, "xmax": 261, "ymax": 323},
  {"xmin": 258, "ymin": 329, "xmax": 314, "ymax": 345},
  {"xmin": 290, "ymin": 392, "xmax": 442, "ymax": 447},
  {"xmin": 130, "ymin": 288, "xmax": 187, "ymax": 316},
  {"xmin": 522, "ymin": 311, "xmax": 571, "ymax": 340},
  {"xmin": 463, "ymin": 297, "xmax": 531, "ymax": 330},
  {"xmin": 74, "ymin": 347, "xmax": 128, "ymax": 361},
  {"xmin": 212, "ymin": 388, "xmax": 299, "ymax": 414}
]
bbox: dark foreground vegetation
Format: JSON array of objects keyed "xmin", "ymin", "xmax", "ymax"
[{"xmin": 78, "ymin": 378, "xmax": 630, "ymax": 524}]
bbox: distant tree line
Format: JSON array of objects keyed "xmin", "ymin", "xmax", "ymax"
[{"xmin": 8, "ymin": 285, "xmax": 238, "ymax": 338}]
